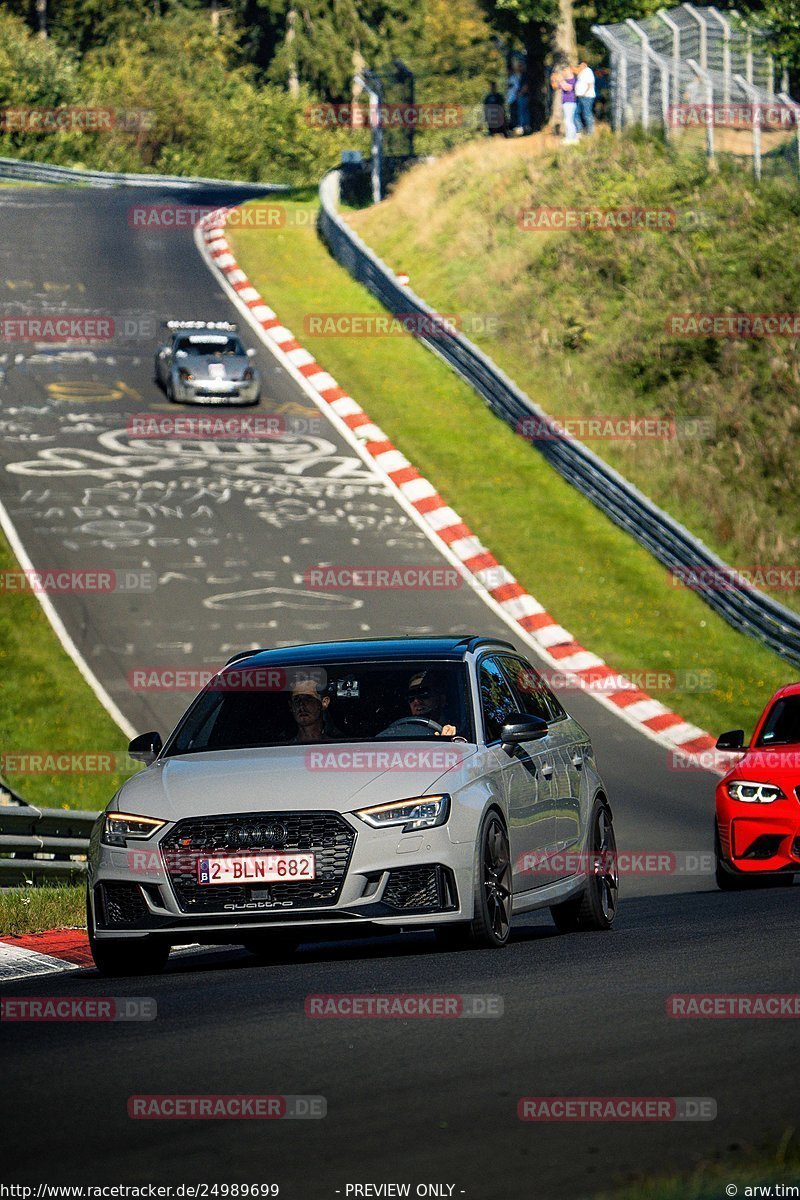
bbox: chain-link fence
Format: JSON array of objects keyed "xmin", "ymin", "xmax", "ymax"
[{"xmin": 592, "ymin": 5, "xmax": 800, "ymax": 180}]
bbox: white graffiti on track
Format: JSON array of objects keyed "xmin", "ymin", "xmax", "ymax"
[
  {"xmin": 78, "ymin": 519, "xmax": 157, "ymax": 542},
  {"xmin": 11, "ymin": 473, "xmax": 412, "ymax": 545},
  {"xmin": 202, "ymin": 586, "xmax": 363, "ymax": 612},
  {"xmin": 6, "ymin": 427, "xmax": 373, "ymax": 481}
]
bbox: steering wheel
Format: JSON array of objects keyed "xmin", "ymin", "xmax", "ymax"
[{"xmin": 377, "ymin": 716, "xmax": 444, "ymax": 738}]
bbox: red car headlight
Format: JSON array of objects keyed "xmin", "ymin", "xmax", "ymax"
[{"xmin": 726, "ymin": 780, "xmax": 784, "ymax": 804}]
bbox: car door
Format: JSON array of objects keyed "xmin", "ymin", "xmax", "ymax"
[
  {"xmin": 497, "ymin": 654, "xmax": 585, "ymax": 882},
  {"xmin": 542, "ymin": 689, "xmax": 589, "ymax": 864},
  {"xmin": 477, "ymin": 654, "xmax": 558, "ymax": 896}
]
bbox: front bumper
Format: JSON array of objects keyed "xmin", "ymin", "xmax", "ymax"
[
  {"xmin": 717, "ymin": 799, "xmax": 800, "ymax": 875},
  {"xmin": 90, "ymin": 810, "xmax": 474, "ymax": 941},
  {"xmin": 172, "ymin": 377, "xmax": 260, "ymax": 405}
]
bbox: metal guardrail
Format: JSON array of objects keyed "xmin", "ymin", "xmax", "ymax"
[
  {"xmin": 0, "ymin": 804, "xmax": 97, "ymax": 885},
  {"xmin": 318, "ymin": 169, "xmax": 800, "ymax": 668},
  {"xmin": 0, "ymin": 155, "xmax": 290, "ymax": 191}
]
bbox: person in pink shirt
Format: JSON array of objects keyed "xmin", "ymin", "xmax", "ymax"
[{"xmin": 558, "ymin": 66, "xmax": 579, "ymax": 144}]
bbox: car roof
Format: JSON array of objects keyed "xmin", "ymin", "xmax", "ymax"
[
  {"xmin": 224, "ymin": 636, "xmax": 517, "ymax": 669},
  {"xmin": 768, "ymin": 681, "xmax": 800, "ymax": 701}
]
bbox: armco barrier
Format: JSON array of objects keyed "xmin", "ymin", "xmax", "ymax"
[
  {"xmin": 0, "ymin": 805, "xmax": 96, "ymax": 885},
  {"xmin": 317, "ymin": 170, "xmax": 800, "ymax": 668},
  {"xmin": 0, "ymin": 155, "xmax": 289, "ymax": 192}
]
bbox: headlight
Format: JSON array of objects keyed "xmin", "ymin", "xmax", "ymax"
[
  {"xmin": 242, "ymin": 366, "xmax": 254, "ymax": 381},
  {"xmin": 102, "ymin": 812, "xmax": 166, "ymax": 846},
  {"xmin": 354, "ymin": 794, "xmax": 450, "ymax": 832},
  {"xmin": 726, "ymin": 781, "xmax": 785, "ymax": 804},
  {"xmin": 178, "ymin": 367, "xmax": 193, "ymax": 382}
]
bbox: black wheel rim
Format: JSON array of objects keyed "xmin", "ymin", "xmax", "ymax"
[
  {"xmin": 483, "ymin": 817, "xmax": 512, "ymax": 941},
  {"xmin": 594, "ymin": 808, "xmax": 618, "ymax": 922}
]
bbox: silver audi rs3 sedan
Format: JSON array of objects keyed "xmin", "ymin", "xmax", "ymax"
[{"xmin": 88, "ymin": 637, "xmax": 619, "ymax": 975}]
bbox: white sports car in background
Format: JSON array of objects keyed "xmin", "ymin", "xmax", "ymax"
[{"xmin": 154, "ymin": 319, "xmax": 261, "ymax": 405}]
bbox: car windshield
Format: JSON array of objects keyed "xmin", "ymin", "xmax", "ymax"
[
  {"xmin": 176, "ymin": 335, "xmax": 244, "ymax": 356},
  {"xmin": 164, "ymin": 660, "xmax": 474, "ymax": 755},
  {"xmin": 756, "ymin": 694, "xmax": 800, "ymax": 747}
]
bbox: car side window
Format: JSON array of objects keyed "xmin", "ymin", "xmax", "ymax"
[
  {"xmin": 498, "ymin": 655, "xmax": 567, "ymax": 723},
  {"xmin": 478, "ymin": 657, "xmax": 521, "ymax": 743}
]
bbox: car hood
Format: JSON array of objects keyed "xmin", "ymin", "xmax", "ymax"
[
  {"xmin": 183, "ymin": 353, "xmax": 249, "ymax": 378},
  {"xmin": 114, "ymin": 743, "xmax": 480, "ymax": 823},
  {"xmin": 724, "ymin": 746, "xmax": 800, "ymax": 784}
]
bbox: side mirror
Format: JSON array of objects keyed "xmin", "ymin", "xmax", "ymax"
[
  {"xmin": 246, "ymin": 347, "xmax": 256, "ymax": 357},
  {"xmin": 715, "ymin": 729, "xmax": 745, "ymax": 752},
  {"xmin": 500, "ymin": 714, "xmax": 549, "ymax": 748},
  {"xmin": 128, "ymin": 731, "xmax": 163, "ymax": 765}
]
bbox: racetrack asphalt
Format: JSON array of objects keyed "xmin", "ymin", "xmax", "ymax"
[{"xmin": 0, "ymin": 184, "xmax": 796, "ymax": 1197}]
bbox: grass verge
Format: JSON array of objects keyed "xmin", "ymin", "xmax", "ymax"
[
  {"xmin": 0, "ymin": 523, "xmax": 132, "ymax": 809},
  {"xmin": 600, "ymin": 1132, "xmax": 799, "ymax": 1199},
  {"xmin": 0, "ymin": 884, "xmax": 85, "ymax": 936},
  {"xmin": 349, "ymin": 131, "xmax": 800, "ymax": 612},
  {"xmin": 229, "ymin": 195, "xmax": 790, "ymax": 739}
]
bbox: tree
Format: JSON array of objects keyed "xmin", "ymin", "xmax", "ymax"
[
  {"xmin": 476, "ymin": 0, "xmax": 563, "ymax": 129},
  {"xmin": 234, "ymin": 0, "xmax": 421, "ymax": 101},
  {"xmin": 736, "ymin": 0, "xmax": 800, "ymax": 74}
]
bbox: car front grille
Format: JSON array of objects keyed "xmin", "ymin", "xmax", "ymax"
[
  {"xmin": 382, "ymin": 865, "xmax": 456, "ymax": 912},
  {"xmin": 160, "ymin": 811, "xmax": 356, "ymax": 914}
]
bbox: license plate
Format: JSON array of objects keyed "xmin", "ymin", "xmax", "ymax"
[{"xmin": 197, "ymin": 853, "xmax": 315, "ymax": 885}]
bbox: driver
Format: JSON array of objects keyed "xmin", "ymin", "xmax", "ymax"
[
  {"xmin": 287, "ymin": 678, "xmax": 333, "ymax": 744},
  {"xmin": 406, "ymin": 671, "xmax": 456, "ymax": 737}
]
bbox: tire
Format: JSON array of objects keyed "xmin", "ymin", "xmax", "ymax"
[
  {"xmin": 87, "ymin": 888, "xmax": 169, "ymax": 977},
  {"xmin": 464, "ymin": 809, "xmax": 512, "ymax": 949},
  {"xmin": 550, "ymin": 802, "xmax": 618, "ymax": 932},
  {"xmin": 242, "ymin": 932, "xmax": 300, "ymax": 961}
]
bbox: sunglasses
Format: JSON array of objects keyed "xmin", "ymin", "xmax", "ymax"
[{"xmin": 407, "ymin": 687, "xmax": 433, "ymax": 701}]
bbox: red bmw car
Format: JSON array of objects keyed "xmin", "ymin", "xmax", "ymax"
[{"xmin": 715, "ymin": 683, "xmax": 800, "ymax": 889}]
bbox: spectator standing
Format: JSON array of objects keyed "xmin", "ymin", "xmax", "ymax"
[
  {"xmin": 517, "ymin": 80, "xmax": 531, "ymax": 134},
  {"xmin": 575, "ymin": 61, "xmax": 596, "ymax": 134},
  {"xmin": 555, "ymin": 66, "xmax": 579, "ymax": 144},
  {"xmin": 507, "ymin": 64, "xmax": 523, "ymax": 134},
  {"xmin": 483, "ymin": 81, "xmax": 507, "ymax": 136}
]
